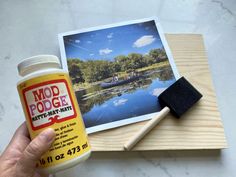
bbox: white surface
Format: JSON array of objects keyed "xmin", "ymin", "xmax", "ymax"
[{"xmin": 0, "ymin": 0, "xmax": 235, "ymax": 176}]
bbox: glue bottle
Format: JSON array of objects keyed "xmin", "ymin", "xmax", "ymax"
[{"xmin": 17, "ymin": 55, "xmax": 91, "ymax": 173}]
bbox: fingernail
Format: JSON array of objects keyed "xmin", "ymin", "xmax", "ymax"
[{"xmin": 39, "ymin": 128, "xmax": 56, "ymax": 143}]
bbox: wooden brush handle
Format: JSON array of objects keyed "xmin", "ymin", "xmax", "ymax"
[{"xmin": 124, "ymin": 106, "xmax": 170, "ymax": 151}]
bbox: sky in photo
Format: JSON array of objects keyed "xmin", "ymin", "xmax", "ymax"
[{"xmin": 63, "ymin": 20, "xmax": 164, "ymax": 61}]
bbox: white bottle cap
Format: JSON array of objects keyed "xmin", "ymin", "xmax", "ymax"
[{"xmin": 18, "ymin": 55, "xmax": 61, "ymax": 76}]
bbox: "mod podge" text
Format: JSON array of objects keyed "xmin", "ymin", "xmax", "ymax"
[{"xmin": 29, "ymin": 85, "xmax": 68, "ymax": 116}]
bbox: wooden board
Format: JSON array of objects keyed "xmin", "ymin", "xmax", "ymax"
[{"xmin": 88, "ymin": 34, "xmax": 227, "ymax": 151}]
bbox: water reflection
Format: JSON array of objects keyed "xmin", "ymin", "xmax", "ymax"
[{"xmin": 75, "ymin": 67, "xmax": 175, "ymax": 128}]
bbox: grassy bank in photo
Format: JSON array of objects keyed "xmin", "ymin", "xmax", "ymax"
[{"xmin": 72, "ymin": 60, "xmax": 170, "ymax": 91}]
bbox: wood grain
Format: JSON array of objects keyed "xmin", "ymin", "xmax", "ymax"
[{"xmin": 88, "ymin": 34, "xmax": 227, "ymax": 151}]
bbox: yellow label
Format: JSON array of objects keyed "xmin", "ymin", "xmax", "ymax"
[{"xmin": 17, "ymin": 73, "xmax": 91, "ymax": 168}]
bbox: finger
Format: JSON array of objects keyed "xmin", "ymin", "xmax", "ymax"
[
  {"xmin": 16, "ymin": 122, "xmax": 30, "ymax": 137},
  {"xmin": 17, "ymin": 128, "xmax": 55, "ymax": 172},
  {"xmin": 2, "ymin": 122, "xmax": 30, "ymax": 156},
  {"xmin": 34, "ymin": 172, "xmax": 50, "ymax": 177},
  {"xmin": 9, "ymin": 122, "xmax": 29, "ymax": 144}
]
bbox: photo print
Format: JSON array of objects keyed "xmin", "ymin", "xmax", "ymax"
[{"xmin": 59, "ymin": 18, "xmax": 179, "ymax": 133}]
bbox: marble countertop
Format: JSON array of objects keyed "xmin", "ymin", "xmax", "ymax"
[{"xmin": 0, "ymin": 0, "xmax": 236, "ymax": 176}]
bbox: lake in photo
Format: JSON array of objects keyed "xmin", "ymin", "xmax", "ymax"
[{"xmin": 76, "ymin": 67, "xmax": 175, "ymax": 128}]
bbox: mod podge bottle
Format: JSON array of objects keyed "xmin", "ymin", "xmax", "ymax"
[{"xmin": 17, "ymin": 55, "xmax": 91, "ymax": 173}]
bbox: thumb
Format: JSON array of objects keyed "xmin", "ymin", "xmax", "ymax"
[{"xmin": 17, "ymin": 128, "xmax": 55, "ymax": 174}]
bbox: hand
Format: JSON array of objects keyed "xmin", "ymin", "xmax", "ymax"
[{"xmin": 0, "ymin": 122, "xmax": 55, "ymax": 177}]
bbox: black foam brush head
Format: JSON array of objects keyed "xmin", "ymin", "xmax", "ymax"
[{"xmin": 158, "ymin": 77, "xmax": 202, "ymax": 118}]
